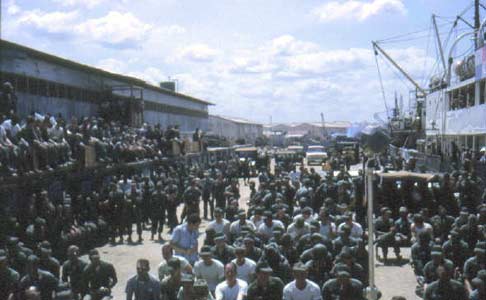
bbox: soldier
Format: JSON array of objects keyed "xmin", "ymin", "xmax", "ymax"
[
  {"xmin": 0, "ymin": 249, "xmax": 20, "ymax": 300},
  {"xmin": 213, "ymin": 175, "xmax": 226, "ymax": 210},
  {"xmin": 81, "ymin": 250, "xmax": 117, "ymax": 300},
  {"xmin": 424, "ymin": 265, "xmax": 468, "ymax": 300},
  {"xmin": 150, "ymin": 182, "xmax": 167, "ymax": 241},
  {"xmin": 108, "ymin": 183, "xmax": 125, "ymax": 244},
  {"xmin": 182, "ymin": 179, "xmax": 202, "ymax": 220},
  {"xmin": 160, "ymin": 258, "xmax": 182, "ymax": 300},
  {"xmin": 246, "ymin": 262, "xmax": 284, "ymax": 300},
  {"xmin": 125, "ymin": 259, "xmax": 160, "ymax": 300},
  {"xmin": 164, "ymin": 179, "xmax": 180, "ymax": 233},
  {"xmin": 321, "ymin": 269, "xmax": 365, "ymax": 300},
  {"xmin": 0, "ymin": 81, "xmax": 18, "ymax": 118},
  {"xmin": 200, "ymin": 173, "xmax": 214, "ymax": 220},
  {"xmin": 20, "ymin": 255, "xmax": 59, "ymax": 300},
  {"xmin": 127, "ymin": 184, "xmax": 143, "ymax": 243},
  {"xmin": 61, "ymin": 245, "xmax": 87, "ymax": 300}
]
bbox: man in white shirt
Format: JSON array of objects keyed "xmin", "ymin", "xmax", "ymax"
[
  {"xmin": 207, "ymin": 207, "xmax": 230, "ymax": 238},
  {"xmin": 287, "ymin": 216, "xmax": 310, "ymax": 240},
  {"xmin": 158, "ymin": 244, "xmax": 192, "ymax": 280},
  {"xmin": 249, "ymin": 207, "xmax": 264, "ymax": 229},
  {"xmin": 282, "ymin": 262, "xmax": 322, "ymax": 300},
  {"xmin": 337, "ymin": 212, "xmax": 363, "ymax": 239},
  {"xmin": 231, "ymin": 247, "xmax": 256, "ymax": 284},
  {"xmin": 257, "ymin": 211, "xmax": 285, "ymax": 242},
  {"xmin": 229, "ymin": 210, "xmax": 256, "ymax": 240},
  {"xmin": 215, "ymin": 262, "xmax": 247, "ymax": 300},
  {"xmin": 193, "ymin": 246, "xmax": 225, "ymax": 294}
]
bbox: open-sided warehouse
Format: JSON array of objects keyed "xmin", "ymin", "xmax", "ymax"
[{"xmin": 0, "ymin": 39, "xmax": 212, "ymax": 131}]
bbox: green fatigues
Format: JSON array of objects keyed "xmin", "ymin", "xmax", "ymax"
[
  {"xmin": 246, "ymin": 276, "xmax": 284, "ymax": 300},
  {"xmin": 0, "ymin": 267, "xmax": 19, "ymax": 300},
  {"xmin": 424, "ymin": 279, "xmax": 468, "ymax": 300}
]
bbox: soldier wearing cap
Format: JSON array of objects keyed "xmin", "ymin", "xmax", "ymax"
[
  {"xmin": 0, "ymin": 249, "xmax": 20, "ymax": 300},
  {"xmin": 164, "ymin": 179, "xmax": 180, "ymax": 233},
  {"xmin": 464, "ymin": 242, "xmax": 486, "ymax": 293},
  {"xmin": 424, "ymin": 264, "xmax": 468, "ymax": 300},
  {"xmin": 158, "ymin": 244, "xmax": 192, "ymax": 281},
  {"xmin": 20, "ymin": 255, "xmax": 59, "ymax": 300},
  {"xmin": 246, "ymin": 262, "xmax": 284, "ymax": 300},
  {"xmin": 61, "ymin": 245, "xmax": 87, "ymax": 300},
  {"xmin": 282, "ymin": 262, "xmax": 321, "ymax": 300},
  {"xmin": 6, "ymin": 236, "xmax": 27, "ymax": 277},
  {"xmin": 178, "ymin": 276, "xmax": 214, "ymax": 300},
  {"xmin": 321, "ymin": 268, "xmax": 365, "ymax": 300},
  {"xmin": 194, "ymin": 246, "xmax": 224, "ymax": 294},
  {"xmin": 423, "ymin": 245, "xmax": 454, "ymax": 290},
  {"xmin": 211, "ymin": 233, "xmax": 235, "ymax": 265},
  {"xmin": 160, "ymin": 258, "xmax": 182, "ymax": 300},
  {"xmin": 304, "ymin": 244, "xmax": 332, "ymax": 287},
  {"xmin": 375, "ymin": 207, "xmax": 401, "ymax": 262},
  {"xmin": 243, "ymin": 235, "xmax": 262, "ymax": 262},
  {"xmin": 81, "ymin": 250, "xmax": 117, "ymax": 300},
  {"xmin": 39, "ymin": 246, "xmax": 60, "ymax": 279}
]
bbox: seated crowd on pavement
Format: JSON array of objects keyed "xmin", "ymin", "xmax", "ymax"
[{"xmin": 1, "ymin": 82, "xmax": 485, "ymax": 300}]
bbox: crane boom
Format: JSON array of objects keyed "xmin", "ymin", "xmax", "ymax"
[{"xmin": 372, "ymin": 41, "xmax": 427, "ymax": 96}]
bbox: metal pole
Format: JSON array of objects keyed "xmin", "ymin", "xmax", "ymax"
[
  {"xmin": 432, "ymin": 14, "xmax": 447, "ymax": 72},
  {"xmin": 366, "ymin": 158, "xmax": 378, "ymax": 300}
]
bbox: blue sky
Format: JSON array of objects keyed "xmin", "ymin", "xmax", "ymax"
[{"xmin": 0, "ymin": 0, "xmax": 477, "ymax": 123}]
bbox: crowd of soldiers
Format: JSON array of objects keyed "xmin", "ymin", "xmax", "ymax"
[
  {"xmin": 1, "ymin": 82, "xmax": 485, "ymax": 300},
  {"xmin": 0, "ymin": 81, "xmax": 190, "ymax": 177}
]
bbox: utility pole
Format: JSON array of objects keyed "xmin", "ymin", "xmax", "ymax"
[
  {"xmin": 475, "ymin": 0, "xmax": 481, "ymax": 48},
  {"xmin": 432, "ymin": 14, "xmax": 447, "ymax": 72},
  {"xmin": 320, "ymin": 112, "xmax": 327, "ymax": 140}
]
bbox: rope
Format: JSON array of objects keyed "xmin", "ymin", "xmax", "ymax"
[{"xmin": 374, "ymin": 46, "xmax": 390, "ymax": 121}]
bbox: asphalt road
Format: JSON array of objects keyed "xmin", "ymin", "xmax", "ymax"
[{"xmin": 89, "ymin": 172, "xmax": 419, "ymax": 300}]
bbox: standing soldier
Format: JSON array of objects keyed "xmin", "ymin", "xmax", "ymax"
[
  {"xmin": 61, "ymin": 245, "xmax": 87, "ymax": 300},
  {"xmin": 213, "ymin": 174, "xmax": 226, "ymax": 210},
  {"xmin": 165, "ymin": 179, "xmax": 180, "ymax": 233},
  {"xmin": 141, "ymin": 177, "xmax": 154, "ymax": 229},
  {"xmin": 108, "ymin": 182, "xmax": 125, "ymax": 244},
  {"xmin": 200, "ymin": 173, "xmax": 214, "ymax": 220},
  {"xmin": 182, "ymin": 179, "xmax": 202, "ymax": 220},
  {"xmin": 127, "ymin": 184, "xmax": 143, "ymax": 243},
  {"xmin": 150, "ymin": 181, "xmax": 167, "ymax": 241}
]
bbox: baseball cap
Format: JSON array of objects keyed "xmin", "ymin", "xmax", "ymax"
[{"xmin": 255, "ymin": 262, "xmax": 273, "ymax": 273}]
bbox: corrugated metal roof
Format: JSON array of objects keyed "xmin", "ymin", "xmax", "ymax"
[
  {"xmin": 0, "ymin": 39, "xmax": 214, "ymax": 105},
  {"xmin": 210, "ymin": 115, "xmax": 262, "ymax": 125}
]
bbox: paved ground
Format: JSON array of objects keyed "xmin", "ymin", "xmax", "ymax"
[{"xmin": 89, "ymin": 173, "xmax": 419, "ymax": 300}]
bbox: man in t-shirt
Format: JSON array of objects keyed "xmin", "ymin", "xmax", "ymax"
[
  {"xmin": 158, "ymin": 244, "xmax": 192, "ymax": 280},
  {"xmin": 194, "ymin": 246, "xmax": 225, "ymax": 294},
  {"xmin": 282, "ymin": 262, "xmax": 322, "ymax": 300},
  {"xmin": 231, "ymin": 247, "xmax": 256, "ymax": 284},
  {"xmin": 214, "ymin": 263, "xmax": 247, "ymax": 300},
  {"xmin": 246, "ymin": 262, "xmax": 284, "ymax": 300}
]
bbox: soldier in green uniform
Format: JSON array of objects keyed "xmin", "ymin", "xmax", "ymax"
[
  {"xmin": 424, "ymin": 265, "xmax": 468, "ymax": 300},
  {"xmin": 81, "ymin": 250, "xmax": 117, "ymax": 300},
  {"xmin": 127, "ymin": 184, "xmax": 143, "ymax": 243},
  {"xmin": 61, "ymin": 245, "xmax": 87, "ymax": 300},
  {"xmin": 150, "ymin": 181, "xmax": 167, "ymax": 241},
  {"xmin": 0, "ymin": 249, "xmax": 20, "ymax": 300},
  {"xmin": 246, "ymin": 262, "xmax": 284, "ymax": 300},
  {"xmin": 182, "ymin": 179, "xmax": 202, "ymax": 220}
]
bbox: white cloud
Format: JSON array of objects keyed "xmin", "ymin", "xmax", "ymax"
[
  {"xmin": 52, "ymin": 0, "xmax": 107, "ymax": 9},
  {"xmin": 75, "ymin": 11, "xmax": 152, "ymax": 45},
  {"xmin": 313, "ymin": 0, "xmax": 406, "ymax": 22},
  {"xmin": 97, "ymin": 58, "xmax": 127, "ymax": 74},
  {"xmin": 6, "ymin": 0, "xmax": 20, "ymax": 15},
  {"xmin": 177, "ymin": 44, "xmax": 220, "ymax": 62},
  {"xmin": 17, "ymin": 10, "xmax": 79, "ymax": 34}
]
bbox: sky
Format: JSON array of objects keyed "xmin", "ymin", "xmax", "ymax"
[{"xmin": 0, "ymin": 0, "xmax": 477, "ymax": 123}]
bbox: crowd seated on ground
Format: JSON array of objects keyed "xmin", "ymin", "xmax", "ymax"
[
  {"xmin": 1, "ymin": 145, "xmax": 485, "ymax": 300},
  {"xmin": 1, "ymin": 82, "xmax": 485, "ymax": 300}
]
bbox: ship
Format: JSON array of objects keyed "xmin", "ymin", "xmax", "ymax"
[{"xmin": 373, "ymin": 0, "xmax": 486, "ymax": 172}]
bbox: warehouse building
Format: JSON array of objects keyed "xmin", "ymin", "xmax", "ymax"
[
  {"xmin": 0, "ymin": 39, "xmax": 212, "ymax": 131},
  {"xmin": 208, "ymin": 115, "xmax": 263, "ymax": 144},
  {"xmin": 264, "ymin": 122, "xmax": 351, "ymax": 137}
]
